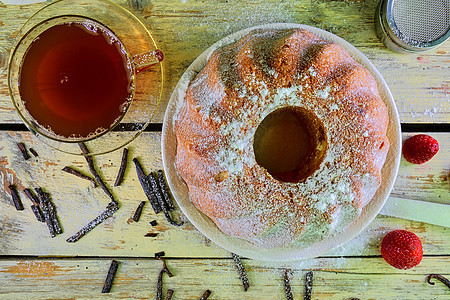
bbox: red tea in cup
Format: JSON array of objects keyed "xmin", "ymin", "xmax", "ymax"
[{"xmin": 19, "ymin": 19, "xmax": 134, "ymax": 140}]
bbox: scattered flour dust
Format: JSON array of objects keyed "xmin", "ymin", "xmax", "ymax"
[
  {"xmin": 175, "ymin": 1, "xmax": 300, "ymax": 46},
  {"xmin": 329, "ymin": 219, "xmax": 393, "ymax": 257},
  {"xmin": 252, "ymin": 218, "xmax": 394, "ymax": 271}
]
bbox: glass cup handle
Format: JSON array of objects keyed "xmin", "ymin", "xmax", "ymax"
[
  {"xmin": 132, "ymin": 49, "xmax": 164, "ymax": 73},
  {"xmin": 0, "ymin": 45, "xmax": 10, "ymax": 75}
]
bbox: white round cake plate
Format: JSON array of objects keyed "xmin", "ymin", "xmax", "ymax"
[{"xmin": 162, "ymin": 23, "xmax": 402, "ymax": 262}]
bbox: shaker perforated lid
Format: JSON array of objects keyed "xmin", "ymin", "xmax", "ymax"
[{"xmin": 375, "ymin": 0, "xmax": 450, "ymax": 52}]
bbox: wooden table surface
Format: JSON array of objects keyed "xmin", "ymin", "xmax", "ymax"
[{"xmin": 0, "ymin": 0, "xmax": 449, "ymax": 299}]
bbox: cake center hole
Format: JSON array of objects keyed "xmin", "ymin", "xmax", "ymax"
[{"xmin": 253, "ymin": 107, "xmax": 327, "ymax": 183}]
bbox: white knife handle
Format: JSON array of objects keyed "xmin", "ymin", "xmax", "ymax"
[{"xmin": 380, "ymin": 196, "xmax": 450, "ymax": 228}]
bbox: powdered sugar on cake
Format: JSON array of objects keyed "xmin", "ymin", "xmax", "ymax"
[{"xmin": 174, "ymin": 28, "xmax": 389, "ymax": 248}]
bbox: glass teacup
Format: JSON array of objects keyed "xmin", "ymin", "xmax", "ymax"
[{"xmin": 8, "ymin": 0, "xmax": 164, "ymax": 155}]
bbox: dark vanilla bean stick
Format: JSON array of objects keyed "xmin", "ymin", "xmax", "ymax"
[
  {"xmin": 155, "ymin": 251, "xmax": 165, "ymax": 258},
  {"xmin": 157, "ymin": 257, "xmax": 174, "ymax": 277},
  {"xmin": 102, "ymin": 260, "xmax": 120, "ymax": 293},
  {"xmin": 147, "ymin": 173, "xmax": 163, "ymax": 212},
  {"xmin": 66, "ymin": 201, "xmax": 118, "ymax": 243},
  {"xmin": 304, "ymin": 271, "xmax": 313, "ymax": 300},
  {"xmin": 156, "ymin": 257, "xmax": 174, "ymax": 300},
  {"xmin": 114, "ymin": 148, "xmax": 128, "ymax": 186},
  {"xmin": 35, "ymin": 188, "xmax": 56, "ymax": 238},
  {"xmin": 427, "ymin": 274, "xmax": 450, "ymax": 288},
  {"xmin": 283, "ymin": 269, "xmax": 293, "ymax": 300},
  {"xmin": 35, "ymin": 188, "xmax": 62, "ymax": 235},
  {"xmin": 17, "ymin": 142, "xmax": 30, "ymax": 160},
  {"xmin": 149, "ymin": 172, "xmax": 183, "ymax": 227},
  {"xmin": 31, "ymin": 205, "xmax": 45, "ymax": 222},
  {"xmin": 156, "ymin": 269, "xmax": 166, "ymax": 300},
  {"xmin": 131, "ymin": 201, "xmax": 145, "ymax": 222},
  {"xmin": 42, "ymin": 192, "xmax": 63, "ymax": 234},
  {"xmin": 133, "ymin": 158, "xmax": 161, "ymax": 213},
  {"xmin": 157, "ymin": 170, "xmax": 175, "ymax": 211},
  {"xmin": 231, "ymin": 253, "xmax": 249, "ymax": 291},
  {"xmin": 200, "ymin": 290, "xmax": 212, "ymax": 300},
  {"xmin": 148, "ymin": 188, "xmax": 162, "ymax": 214},
  {"xmin": 23, "ymin": 188, "xmax": 40, "ymax": 205},
  {"xmin": 165, "ymin": 289, "xmax": 174, "ymax": 300},
  {"xmin": 62, "ymin": 166, "xmax": 97, "ymax": 187},
  {"xmin": 78, "ymin": 143, "xmax": 116, "ymax": 204},
  {"xmin": 147, "ymin": 172, "xmax": 165, "ymax": 207},
  {"xmin": 29, "ymin": 148, "xmax": 39, "ymax": 157},
  {"xmin": 144, "ymin": 232, "xmax": 158, "ymax": 237},
  {"xmin": 23, "ymin": 188, "xmax": 44, "ymax": 222},
  {"xmin": 8, "ymin": 184, "xmax": 24, "ymax": 211}
]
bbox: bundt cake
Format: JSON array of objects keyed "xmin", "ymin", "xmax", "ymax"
[{"xmin": 174, "ymin": 28, "xmax": 390, "ymax": 248}]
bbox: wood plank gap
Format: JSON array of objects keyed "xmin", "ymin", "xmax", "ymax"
[
  {"xmin": 0, "ymin": 123, "xmax": 28, "ymax": 131},
  {"xmin": 304, "ymin": 270, "xmax": 450, "ymax": 276},
  {"xmin": 0, "ymin": 255, "xmax": 235, "ymax": 260},
  {"xmin": 0, "ymin": 123, "xmax": 164, "ymax": 132},
  {"xmin": 1, "ymin": 254, "xmax": 448, "ymax": 261}
]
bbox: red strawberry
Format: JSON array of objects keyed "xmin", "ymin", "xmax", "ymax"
[
  {"xmin": 402, "ymin": 134, "xmax": 439, "ymax": 164},
  {"xmin": 381, "ymin": 230, "xmax": 423, "ymax": 270}
]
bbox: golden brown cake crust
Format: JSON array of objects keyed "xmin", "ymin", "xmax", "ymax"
[{"xmin": 175, "ymin": 28, "xmax": 389, "ymax": 248}]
